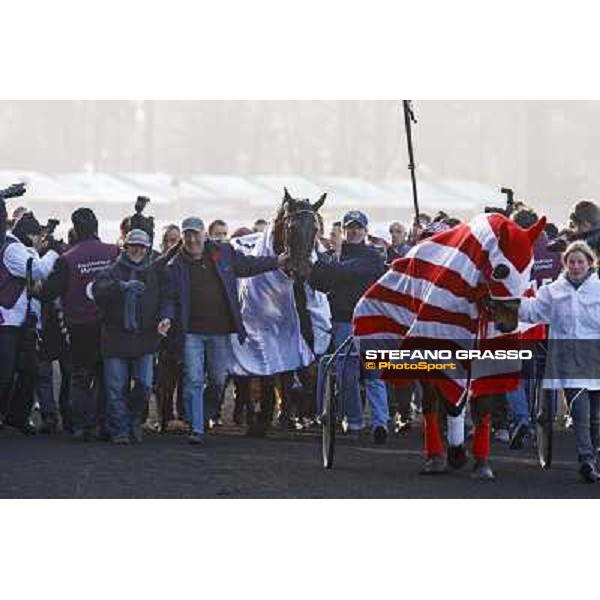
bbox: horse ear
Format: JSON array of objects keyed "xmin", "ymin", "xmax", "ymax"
[
  {"xmin": 312, "ymin": 193, "xmax": 327, "ymax": 212},
  {"xmin": 526, "ymin": 216, "xmax": 547, "ymax": 244},
  {"xmin": 283, "ymin": 187, "xmax": 293, "ymax": 202}
]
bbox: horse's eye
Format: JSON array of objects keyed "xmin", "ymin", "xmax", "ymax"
[{"xmin": 491, "ymin": 263, "xmax": 510, "ymax": 280}]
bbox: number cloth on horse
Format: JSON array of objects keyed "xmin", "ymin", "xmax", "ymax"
[
  {"xmin": 353, "ymin": 213, "xmax": 546, "ymax": 404},
  {"xmin": 230, "ymin": 224, "xmax": 331, "ymax": 376}
]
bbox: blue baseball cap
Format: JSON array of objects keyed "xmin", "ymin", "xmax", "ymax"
[{"xmin": 342, "ymin": 210, "xmax": 368, "ymax": 228}]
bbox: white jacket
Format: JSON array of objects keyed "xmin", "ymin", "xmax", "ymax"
[
  {"xmin": 520, "ymin": 272, "xmax": 600, "ymax": 389},
  {"xmin": 0, "ymin": 233, "xmax": 59, "ymax": 328}
]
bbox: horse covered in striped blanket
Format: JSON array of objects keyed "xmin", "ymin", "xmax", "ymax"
[{"xmin": 353, "ymin": 212, "xmax": 546, "ymax": 479}]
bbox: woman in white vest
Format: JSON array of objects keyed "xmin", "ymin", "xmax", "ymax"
[{"xmin": 520, "ymin": 240, "xmax": 600, "ymax": 482}]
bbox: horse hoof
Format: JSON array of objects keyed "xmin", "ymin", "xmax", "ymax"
[
  {"xmin": 419, "ymin": 455, "xmax": 448, "ymax": 475},
  {"xmin": 470, "ymin": 460, "xmax": 495, "ymax": 480},
  {"xmin": 447, "ymin": 445, "xmax": 468, "ymax": 470}
]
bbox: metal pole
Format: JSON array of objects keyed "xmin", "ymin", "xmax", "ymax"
[{"xmin": 402, "ymin": 100, "xmax": 420, "ymax": 223}]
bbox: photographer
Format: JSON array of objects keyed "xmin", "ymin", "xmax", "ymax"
[
  {"xmin": 569, "ymin": 200, "xmax": 600, "ymax": 259},
  {"xmin": 36, "ymin": 208, "xmax": 119, "ymax": 440},
  {"xmin": 0, "ymin": 205, "xmax": 60, "ymax": 433},
  {"xmin": 35, "ymin": 218, "xmax": 70, "ymax": 433}
]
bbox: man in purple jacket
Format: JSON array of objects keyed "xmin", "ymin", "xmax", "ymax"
[{"xmin": 37, "ymin": 208, "xmax": 119, "ymax": 440}]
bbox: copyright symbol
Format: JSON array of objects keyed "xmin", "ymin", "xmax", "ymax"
[{"xmin": 366, "ymin": 362, "xmax": 375, "ymax": 369}]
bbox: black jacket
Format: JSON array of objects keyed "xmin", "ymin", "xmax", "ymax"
[
  {"xmin": 582, "ymin": 226, "xmax": 600, "ymax": 260},
  {"xmin": 92, "ymin": 254, "xmax": 168, "ymax": 358},
  {"xmin": 309, "ymin": 241, "xmax": 385, "ymax": 322}
]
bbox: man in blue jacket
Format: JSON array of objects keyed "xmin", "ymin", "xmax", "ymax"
[
  {"xmin": 310, "ymin": 210, "xmax": 390, "ymax": 443},
  {"xmin": 161, "ymin": 217, "xmax": 288, "ymax": 444}
]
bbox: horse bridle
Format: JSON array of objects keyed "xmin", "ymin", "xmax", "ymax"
[{"xmin": 282, "ymin": 207, "xmax": 319, "ymax": 257}]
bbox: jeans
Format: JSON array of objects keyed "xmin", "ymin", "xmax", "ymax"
[
  {"xmin": 507, "ymin": 382, "xmax": 530, "ymax": 427},
  {"xmin": 564, "ymin": 388, "xmax": 600, "ymax": 464},
  {"xmin": 332, "ymin": 321, "xmax": 389, "ymax": 431},
  {"xmin": 183, "ymin": 333, "xmax": 232, "ymax": 435},
  {"xmin": 104, "ymin": 354, "xmax": 154, "ymax": 438}
]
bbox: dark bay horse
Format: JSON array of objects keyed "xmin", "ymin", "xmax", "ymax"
[{"xmin": 231, "ymin": 188, "xmax": 328, "ymax": 434}]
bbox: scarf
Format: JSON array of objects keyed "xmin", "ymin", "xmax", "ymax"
[{"xmin": 118, "ymin": 253, "xmax": 147, "ymax": 333}]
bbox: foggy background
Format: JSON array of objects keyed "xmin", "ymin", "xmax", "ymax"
[{"xmin": 0, "ymin": 100, "xmax": 594, "ymax": 239}]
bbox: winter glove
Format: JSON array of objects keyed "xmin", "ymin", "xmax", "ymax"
[{"xmin": 119, "ymin": 280, "xmax": 146, "ymax": 295}]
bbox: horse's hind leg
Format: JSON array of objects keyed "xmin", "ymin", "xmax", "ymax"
[
  {"xmin": 244, "ymin": 376, "xmax": 274, "ymax": 437},
  {"xmin": 420, "ymin": 382, "xmax": 448, "ymax": 475},
  {"xmin": 446, "ymin": 407, "xmax": 468, "ymax": 470},
  {"xmin": 277, "ymin": 371, "xmax": 297, "ymax": 430}
]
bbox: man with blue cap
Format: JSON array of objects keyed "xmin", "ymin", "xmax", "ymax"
[{"xmin": 310, "ymin": 209, "xmax": 390, "ymax": 443}]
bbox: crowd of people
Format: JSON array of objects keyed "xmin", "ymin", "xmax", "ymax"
[{"xmin": 2, "ymin": 184, "xmax": 600, "ymax": 482}]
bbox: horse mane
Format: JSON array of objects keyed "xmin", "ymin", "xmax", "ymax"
[{"xmin": 272, "ymin": 202, "xmax": 286, "ymax": 255}]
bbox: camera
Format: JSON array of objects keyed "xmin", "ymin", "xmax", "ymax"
[
  {"xmin": 45, "ymin": 218, "xmax": 60, "ymax": 237},
  {"xmin": 485, "ymin": 187, "xmax": 515, "ymax": 217},
  {"xmin": 0, "ymin": 182, "xmax": 26, "ymax": 202},
  {"xmin": 130, "ymin": 196, "xmax": 155, "ymax": 243},
  {"xmin": 135, "ymin": 196, "xmax": 151, "ymax": 215}
]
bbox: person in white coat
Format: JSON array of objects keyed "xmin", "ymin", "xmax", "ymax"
[
  {"xmin": 0, "ymin": 212, "xmax": 59, "ymax": 433},
  {"xmin": 520, "ymin": 240, "xmax": 600, "ymax": 482}
]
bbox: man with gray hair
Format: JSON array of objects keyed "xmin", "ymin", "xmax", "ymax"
[{"xmin": 162, "ymin": 217, "xmax": 288, "ymax": 444}]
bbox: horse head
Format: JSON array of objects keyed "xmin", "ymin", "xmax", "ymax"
[
  {"xmin": 480, "ymin": 213, "xmax": 546, "ymax": 333},
  {"xmin": 274, "ymin": 187, "xmax": 326, "ymax": 280}
]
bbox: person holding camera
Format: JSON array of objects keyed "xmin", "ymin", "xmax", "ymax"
[
  {"xmin": 91, "ymin": 229, "xmax": 170, "ymax": 444},
  {"xmin": 0, "ymin": 202, "xmax": 60, "ymax": 434},
  {"xmin": 34, "ymin": 219, "xmax": 70, "ymax": 433},
  {"xmin": 36, "ymin": 208, "xmax": 119, "ymax": 440}
]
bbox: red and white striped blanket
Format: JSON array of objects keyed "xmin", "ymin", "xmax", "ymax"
[{"xmin": 353, "ymin": 213, "xmax": 546, "ymax": 403}]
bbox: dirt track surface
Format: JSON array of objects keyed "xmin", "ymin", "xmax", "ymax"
[{"xmin": 1, "ymin": 426, "xmax": 599, "ymax": 498}]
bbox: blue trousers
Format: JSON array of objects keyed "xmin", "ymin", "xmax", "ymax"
[
  {"xmin": 104, "ymin": 355, "xmax": 154, "ymax": 438},
  {"xmin": 332, "ymin": 322, "xmax": 389, "ymax": 431}
]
